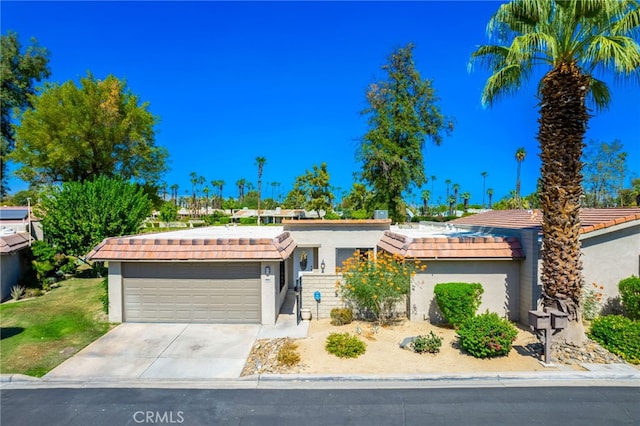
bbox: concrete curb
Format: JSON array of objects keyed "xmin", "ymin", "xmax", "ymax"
[{"xmin": 2, "ymin": 369, "xmax": 639, "ymax": 390}]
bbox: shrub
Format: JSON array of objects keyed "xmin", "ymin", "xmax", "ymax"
[
  {"xmin": 619, "ymin": 275, "xmax": 640, "ymax": 320},
  {"xmin": 323, "ymin": 211, "xmax": 341, "ymax": 220},
  {"xmin": 239, "ymin": 217, "xmax": 257, "ymax": 225},
  {"xmin": 10, "ymin": 285, "xmax": 25, "ymax": 301},
  {"xmin": 100, "ymin": 277, "xmax": 109, "ymax": 314},
  {"xmin": 330, "ymin": 307, "xmax": 354, "ymax": 325},
  {"xmin": 434, "ymin": 282, "xmax": 484, "ymax": 327},
  {"xmin": 457, "ymin": 311, "xmax": 518, "ymax": 358},
  {"xmin": 277, "ymin": 340, "xmax": 301, "ymax": 367},
  {"xmin": 589, "ymin": 315, "xmax": 640, "ymax": 364},
  {"xmin": 325, "ymin": 332, "xmax": 366, "ymax": 358},
  {"xmin": 411, "ymin": 331, "xmax": 443, "ymax": 354},
  {"xmin": 24, "ymin": 288, "xmax": 44, "ymax": 298},
  {"xmin": 581, "ymin": 282, "xmax": 604, "ymax": 321},
  {"xmin": 338, "ymin": 250, "xmax": 425, "ymax": 325}
]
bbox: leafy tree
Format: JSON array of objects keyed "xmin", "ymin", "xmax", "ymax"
[
  {"xmin": 514, "ymin": 147, "xmax": 526, "ymax": 209},
  {"xmin": 36, "ymin": 176, "xmax": 152, "ymax": 258},
  {"xmin": 343, "ymin": 183, "xmax": 373, "ymax": 213},
  {"xmin": 583, "ymin": 139, "xmax": 629, "ymax": 207},
  {"xmin": 159, "ymin": 201, "xmax": 178, "ymax": 223},
  {"xmin": 470, "ymin": 0, "xmax": 640, "ymax": 345},
  {"xmin": 290, "ymin": 162, "xmax": 334, "ymax": 218},
  {"xmin": 12, "ymin": 72, "xmax": 168, "ymax": 187},
  {"xmin": 358, "ymin": 43, "xmax": 453, "ymax": 222},
  {"xmin": 282, "ymin": 186, "xmax": 307, "ymax": 209},
  {"xmin": 0, "ymin": 31, "xmax": 51, "ymax": 198}
]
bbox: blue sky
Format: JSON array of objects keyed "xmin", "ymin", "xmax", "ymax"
[{"xmin": 3, "ymin": 1, "xmax": 639, "ymax": 207}]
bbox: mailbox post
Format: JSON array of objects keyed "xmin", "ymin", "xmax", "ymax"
[{"xmin": 528, "ymin": 308, "xmax": 569, "ymax": 364}]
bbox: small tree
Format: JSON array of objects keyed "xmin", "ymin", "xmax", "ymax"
[
  {"xmin": 159, "ymin": 201, "xmax": 178, "ymax": 224},
  {"xmin": 37, "ymin": 176, "xmax": 152, "ymax": 258},
  {"xmin": 338, "ymin": 250, "xmax": 425, "ymax": 325}
]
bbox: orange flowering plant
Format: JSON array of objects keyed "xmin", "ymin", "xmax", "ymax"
[{"xmin": 336, "ymin": 250, "xmax": 426, "ymax": 325}]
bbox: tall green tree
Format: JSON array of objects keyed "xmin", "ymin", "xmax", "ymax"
[
  {"xmin": 487, "ymin": 188, "xmax": 494, "ymax": 209},
  {"xmin": 255, "ymin": 156, "xmax": 266, "ymax": 224},
  {"xmin": 514, "ymin": 147, "xmax": 527, "ymax": 209},
  {"xmin": 0, "ymin": 31, "xmax": 50, "ymax": 198},
  {"xmin": 358, "ymin": 43, "xmax": 453, "ymax": 222},
  {"xmin": 37, "ymin": 176, "xmax": 152, "ymax": 258},
  {"xmin": 470, "ymin": 0, "xmax": 640, "ymax": 345},
  {"xmin": 421, "ymin": 189, "xmax": 431, "ymax": 215},
  {"xmin": 12, "ymin": 72, "xmax": 168, "ymax": 187},
  {"xmin": 290, "ymin": 162, "xmax": 334, "ymax": 218},
  {"xmin": 583, "ymin": 139, "xmax": 629, "ymax": 207}
]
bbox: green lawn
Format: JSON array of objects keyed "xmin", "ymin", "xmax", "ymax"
[{"xmin": 0, "ymin": 277, "xmax": 111, "ymax": 377}]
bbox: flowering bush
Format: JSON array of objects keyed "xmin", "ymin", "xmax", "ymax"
[
  {"xmin": 581, "ymin": 282, "xmax": 604, "ymax": 321},
  {"xmin": 457, "ymin": 311, "xmax": 518, "ymax": 358},
  {"xmin": 337, "ymin": 250, "xmax": 425, "ymax": 325}
]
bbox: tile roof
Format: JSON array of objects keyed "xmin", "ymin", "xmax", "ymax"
[
  {"xmin": 87, "ymin": 231, "xmax": 296, "ymax": 261},
  {"xmin": 378, "ymin": 231, "xmax": 525, "ymax": 259},
  {"xmin": 0, "ymin": 233, "xmax": 30, "ymax": 255},
  {"xmin": 451, "ymin": 208, "xmax": 640, "ymax": 234}
]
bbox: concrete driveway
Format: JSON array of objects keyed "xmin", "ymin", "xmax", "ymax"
[{"xmin": 44, "ymin": 323, "xmax": 261, "ymax": 380}]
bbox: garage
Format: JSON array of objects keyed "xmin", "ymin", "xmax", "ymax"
[{"xmin": 122, "ymin": 262, "xmax": 261, "ymax": 323}]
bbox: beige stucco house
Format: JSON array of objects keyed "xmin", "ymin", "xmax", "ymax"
[{"xmin": 88, "ymin": 208, "xmax": 640, "ymax": 325}]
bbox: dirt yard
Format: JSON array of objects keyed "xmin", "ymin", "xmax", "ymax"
[{"xmin": 242, "ymin": 318, "xmax": 569, "ymax": 376}]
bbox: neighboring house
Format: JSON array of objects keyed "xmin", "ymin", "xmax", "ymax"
[
  {"xmin": 451, "ymin": 208, "xmax": 640, "ymax": 322},
  {"xmin": 0, "ymin": 233, "xmax": 31, "ymax": 301},
  {"xmin": 88, "ymin": 208, "xmax": 640, "ymax": 325}
]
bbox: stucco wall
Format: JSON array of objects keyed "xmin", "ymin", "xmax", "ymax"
[
  {"xmin": 1, "ymin": 253, "xmax": 22, "ymax": 301},
  {"xmin": 580, "ymin": 223, "xmax": 640, "ymax": 312},
  {"xmin": 285, "ymin": 221, "xmax": 389, "ymax": 273},
  {"xmin": 411, "ymin": 260, "xmax": 521, "ymax": 323},
  {"xmin": 107, "ymin": 261, "xmax": 123, "ymax": 322}
]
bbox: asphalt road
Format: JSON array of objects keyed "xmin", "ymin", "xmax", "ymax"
[{"xmin": 1, "ymin": 386, "xmax": 638, "ymax": 426}]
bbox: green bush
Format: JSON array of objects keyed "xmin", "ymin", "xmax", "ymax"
[
  {"xmin": 330, "ymin": 307, "xmax": 354, "ymax": 325},
  {"xmin": 323, "ymin": 211, "xmax": 341, "ymax": 220},
  {"xmin": 434, "ymin": 282, "xmax": 484, "ymax": 327},
  {"xmin": 239, "ymin": 217, "xmax": 257, "ymax": 225},
  {"xmin": 457, "ymin": 312, "xmax": 518, "ymax": 358},
  {"xmin": 325, "ymin": 332, "xmax": 366, "ymax": 358},
  {"xmin": 589, "ymin": 315, "xmax": 640, "ymax": 364},
  {"xmin": 100, "ymin": 278, "xmax": 109, "ymax": 314},
  {"xmin": 619, "ymin": 276, "xmax": 640, "ymax": 320},
  {"xmin": 411, "ymin": 331, "xmax": 443, "ymax": 354}
]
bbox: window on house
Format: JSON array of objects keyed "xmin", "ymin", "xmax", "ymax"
[{"xmin": 335, "ymin": 248, "xmax": 374, "ymax": 272}]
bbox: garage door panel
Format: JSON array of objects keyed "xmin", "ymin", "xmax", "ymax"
[{"xmin": 122, "ymin": 262, "xmax": 261, "ymax": 323}]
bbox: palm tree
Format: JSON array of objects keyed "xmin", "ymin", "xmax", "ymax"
[
  {"xmin": 160, "ymin": 182, "xmax": 168, "ymax": 202},
  {"xmin": 445, "ymin": 179, "xmax": 451, "ymax": 201},
  {"xmin": 170, "ymin": 184, "xmax": 179, "ymax": 206},
  {"xmin": 515, "ymin": 147, "xmax": 526, "ymax": 209},
  {"xmin": 447, "ymin": 195, "xmax": 456, "ymax": 216},
  {"xmin": 203, "ymin": 186, "xmax": 210, "ymax": 214},
  {"xmin": 430, "ymin": 175, "xmax": 436, "ymax": 205},
  {"xmin": 452, "ymin": 183, "xmax": 460, "ymax": 209},
  {"xmin": 421, "ymin": 189, "xmax": 430, "ymax": 216},
  {"xmin": 487, "ymin": 188, "xmax": 494, "ymax": 209},
  {"xmin": 481, "ymin": 171, "xmax": 488, "ymax": 208},
  {"xmin": 236, "ymin": 178, "xmax": 246, "ymax": 203},
  {"xmin": 189, "ymin": 172, "xmax": 198, "ymax": 218},
  {"xmin": 255, "ymin": 156, "xmax": 267, "ymax": 225},
  {"xmin": 461, "ymin": 192, "xmax": 471, "ymax": 211},
  {"xmin": 470, "ymin": 0, "xmax": 640, "ymax": 344}
]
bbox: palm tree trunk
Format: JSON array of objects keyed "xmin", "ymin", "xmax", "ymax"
[{"xmin": 538, "ymin": 62, "xmax": 589, "ymax": 346}]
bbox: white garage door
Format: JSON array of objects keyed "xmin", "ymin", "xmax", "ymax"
[{"xmin": 122, "ymin": 262, "xmax": 261, "ymax": 323}]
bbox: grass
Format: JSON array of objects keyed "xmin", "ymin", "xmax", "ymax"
[{"xmin": 0, "ymin": 277, "xmax": 111, "ymax": 377}]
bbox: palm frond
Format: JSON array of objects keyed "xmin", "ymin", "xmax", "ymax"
[
  {"xmin": 481, "ymin": 63, "xmax": 528, "ymax": 108},
  {"xmin": 585, "ymin": 35, "xmax": 640, "ymax": 76},
  {"xmin": 586, "ymin": 76, "xmax": 612, "ymax": 112}
]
